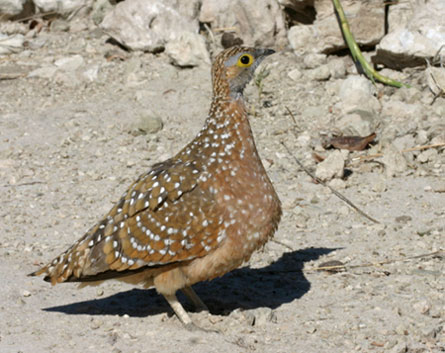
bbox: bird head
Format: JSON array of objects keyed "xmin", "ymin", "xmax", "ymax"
[{"xmin": 211, "ymin": 47, "xmax": 275, "ymax": 100}]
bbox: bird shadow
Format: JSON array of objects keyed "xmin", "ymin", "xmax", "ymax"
[{"xmin": 43, "ymin": 247, "xmax": 337, "ymax": 318}]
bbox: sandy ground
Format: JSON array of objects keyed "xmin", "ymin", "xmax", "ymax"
[{"xmin": 0, "ymin": 27, "xmax": 444, "ymax": 353}]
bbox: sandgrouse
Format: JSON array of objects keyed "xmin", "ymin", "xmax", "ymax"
[{"xmin": 30, "ymin": 46, "xmax": 282, "ymax": 328}]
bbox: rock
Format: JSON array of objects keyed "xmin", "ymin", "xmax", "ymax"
[
  {"xmin": 199, "ymin": 0, "xmax": 286, "ymax": 48},
  {"xmin": 295, "ymin": 131, "xmax": 311, "ymax": 147},
  {"xmin": 134, "ymin": 114, "xmax": 163, "ymax": 135},
  {"xmin": 327, "ymin": 57, "xmax": 347, "ymax": 79},
  {"xmin": 69, "ymin": 18, "xmax": 89, "ymax": 33},
  {"xmin": 371, "ymin": 176, "xmax": 387, "ymax": 193},
  {"xmin": 91, "ymin": 0, "xmax": 113, "ymax": 25},
  {"xmin": 54, "ymin": 55, "xmax": 85, "ymax": 72},
  {"xmin": 287, "ymin": 68, "xmax": 302, "ymax": 81},
  {"xmin": 392, "ymin": 86, "xmax": 422, "ymax": 104},
  {"xmin": 28, "ymin": 65, "xmax": 58, "ymax": 79},
  {"xmin": 395, "ymin": 215, "xmax": 412, "ymax": 224},
  {"xmin": 101, "ymin": 0, "xmax": 199, "ymax": 52},
  {"xmin": 335, "ymin": 111, "xmax": 375, "ymax": 137},
  {"xmin": 33, "ymin": 0, "xmax": 89, "ymax": 14},
  {"xmin": 0, "ymin": 33, "xmax": 24, "ymax": 55},
  {"xmin": 53, "ymin": 71, "xmax": 82, "ymax": 87},
  {"xmin": 288, "ymin": 25, "xmax": 314, "ymax": 54},
  {"xmin": 328, "ymin": 178, "xmax": 346, "ymax": 189},
  {"xmin": 50, "ymin": 18, "xmax": 70, "ymax": 32},
  {"xmin": 389, "ymin": 342, "xmax": 408, "ymax": 353},
  {"xmin": 338, "ymin": 75, "xmax": 380, "ymax": 114},
  {"xmin": 0, "ymin": 21, "xmax": 28, "ymax": 35},
  {"xmin": 393, "ymin": 134, "xmax": 415, "ymax": 152},
  {"xmin": 305, "ymin": 65, "xmax": 330, "ymax": 81},
  {"xmin": 315, "ymin": 150, "xmax": 347, "ymax": 181},
  {"xmin": 293, "ymin": 206, "xmax": 309, "ymax": 228},
  {"xmin": 416, "ymin": 226, "xmax": 432, "ymax": 237},
  {"xmin": 374, "ymin": 0, "xmax": 445, "ymax": 69},
  {"xmin": 417, "ymin": 149, "xmax": 438, "ymax": 164},
  {"xmin": 288, "ymin": 0, "xmax": 384, "ymax": 54},
  {"xmin": 381, "ymin": 144, "xmax": 408, "ymax": 177},
  {"xmin": 244, "ymin": 307, "xmax": 277, "ymax": 326},
  {"xmin": 0, "ymin": 0, "xmax": 26, "ymax": 16},
  {"xmin": 82, "ymin": 64, "xmax": 100, "ymax": 82},
  {"xmin": 413, "ymin": 300, "xmax": 430, "ymax": 315},
  {"xmin": 415, "ymin": 130, "xmax": 429, "ymax": 146},
  {"xmin": 381, "ymin": 101, "xmax": 423, "ymax": 121},
  {"xmin": 386, "ymin": 0, "xmax": 412, "ymax": 32},
  {"xmin": 165, "ymin": 32, "xmax": 210, "ymax": 67},
  {"xmin": 302, "ymin": 53, "xmax": 327, "ymax": 69}
]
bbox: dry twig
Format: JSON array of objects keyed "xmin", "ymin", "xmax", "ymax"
[
  {"xmin": 352, "ymin": 143, "xmax": 445, "ymax": 161},
  {"xmin": 282, "ymin": 106, "xmax": 379, "ymax": 224},
  {"xmin": 0, "ymin": 73, "xmax": 26, "ymax": 80},
  {"xmin": 306, "ymin": 250, "xmax": 444, "ymax": 272}
]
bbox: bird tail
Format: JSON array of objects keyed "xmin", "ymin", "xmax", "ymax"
[{"xmin": 28, "ymin": 239, "xmax": 92, "ymax": 285}]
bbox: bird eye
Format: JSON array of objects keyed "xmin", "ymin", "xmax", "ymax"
[{"xmin": 237, "ymin": 54, "xmax": 253, "ymax": 67}]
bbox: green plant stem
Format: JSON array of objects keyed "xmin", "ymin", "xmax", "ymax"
[{"xmin": 332, "ymin": 0, "xmax": 409, "ymax": 88}]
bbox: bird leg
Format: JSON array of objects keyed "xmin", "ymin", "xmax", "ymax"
[
  {"xmin": 163, "ymin": 293, "xmax": 193, "ymax": 327},
  {"xmin": 182, "ymin": 286, "xmax": 208, "ymax": 312}
]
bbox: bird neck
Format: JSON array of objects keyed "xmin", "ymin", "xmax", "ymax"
[
  {"xmin": 200, "ymin": 93, "xmax": 261, "ymax": 164},
  {"xmin": 207, "ymin": 94, "xmax": 248, "ymax": 130}
]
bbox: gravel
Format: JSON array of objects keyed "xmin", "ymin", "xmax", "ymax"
[{"xmin": 0, "ymin": 21, "xmax": 444, "ymax": 353}]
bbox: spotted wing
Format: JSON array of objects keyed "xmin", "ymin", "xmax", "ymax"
[{"xmin": 31, "ymin": 159, "xmax": 226, "ymax": 284}]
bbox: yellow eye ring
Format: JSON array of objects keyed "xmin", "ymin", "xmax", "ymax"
[{"xmin": 237, "ymin": 53, "xmax": 254, "ymax": 67}]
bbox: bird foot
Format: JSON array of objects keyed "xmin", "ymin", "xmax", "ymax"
[{"xmin": 184, "ymin": 321, "xmax": 220, "ymax": 333}]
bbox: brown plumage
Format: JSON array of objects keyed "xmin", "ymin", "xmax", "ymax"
[{"xmin": 30, "ymin": 46, "xmax": 282, "ymax": 328}]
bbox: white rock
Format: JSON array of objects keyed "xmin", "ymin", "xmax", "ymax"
[
  {"xmin": 328, "ymin": 178, "xmax": 346, "ymax": 189},
  {"xmin": 33, "ymin": 0, "xmax": 88, "ymax": 14},
  {"xmin": 338, "ymin": 75, "xmax": 380, "ymax": 114},
  {"xmin": 381, "ymin": 144, "xmax": 408, "ymax": 177},
  {"xmin": 315, "ymin": 150, "xmax": 347, "ymax": 181},
  {"xmin": 199, "ymin": 0, "xmax": 286, "ymax": 48},
  {"xmin": 417, "ymin": 149, "xmax": 438, "ymax": 164},
  {"xmin": 381, "ymin": 101, "xmax": 423, "ymax": 121},
  {"xmin": 413, "ymin": 300, "xmax": 430, "ymax": 315},
  {"xmin": 101, "ymin": 0, "xmax": 199, "ymax": 52},
  {"xmin": 28, "ymin": 65, "xmax": 58, "ymax": 79},
  {"xmin": 393, "ymin": 134, "xmax": 415, "ymax": 152},
  {"xmin": 0, "ymin": 33, "xmax": 24, "ymax": 55},
  {"xmin": 288, "ymin": 25, "xmax": 314, "ymax": 54},
  {"xmin": 0, "ymin": 0, "xmax": 26, "ymax": 16},
  {"xmin": 82, "ymin": 64, "xmax": 100, "ymax": 82},
  {"xmin": 91, "ymin": 0, "xmax": 113, "ymax": 25},
  {"xmin": 305, "ymin": 65, "xmax": 330, "ymax": 81},
  {"xmin": 166, "ymin": 32, "xmax": 210, "ymax": 67},
  {"xmin": 386, "ymin": 0, "xmax": 411, "ymax": 32},
  {"xmin": 336, "ymin": 112, "xmax": 374, "ymax": 137},
  {"xmin": 303, "ymin": 53, "xmax": 327, "ymax": 69},
  {"xmin": 374, "ymin": 0, "xmax": 445, "ymax": 68},
  {"xmin": 415, "ymin": 130, "xmax": 429, "ymax": 146},
  {"xmin": 287, "ymin": 67, "xmax": 302, "ymax": 81},
  {"xmin": 295, "ymin": 131, "xmax": 311, "ymax": 147},
  {"xmin": 54, "ymin": 55, "xmax": 85, "ymax": 71},
  {"xmin": 327, "ymin": 57, "xmax": 347, "ymax": 79}
]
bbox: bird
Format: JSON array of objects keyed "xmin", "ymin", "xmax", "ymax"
[{"xmin": 29, "ymin": 46, "xmax": 282, "ymax": 329}]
